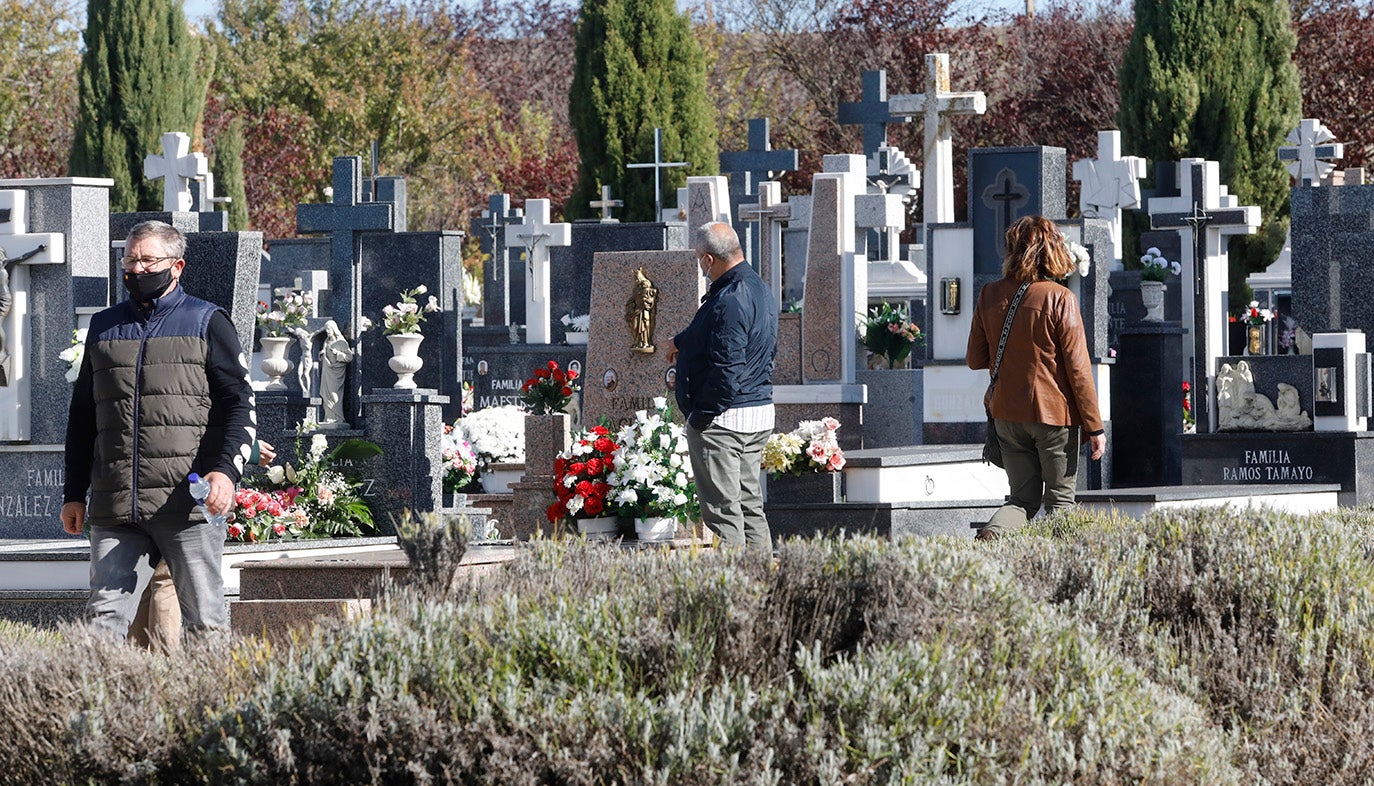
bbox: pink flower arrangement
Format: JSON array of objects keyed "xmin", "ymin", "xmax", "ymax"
[{"xmin": 762, "ymin": 417, "xmax": 846, "ymax": 476}]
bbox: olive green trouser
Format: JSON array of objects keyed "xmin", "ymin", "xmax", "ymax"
[
  {"xmin": 983, "ymin": 419, "xmax": 1078, "ymax": 536},
  {"xmin": 685, "ymin": 423, "xmax": 772, "ymax": 553}
]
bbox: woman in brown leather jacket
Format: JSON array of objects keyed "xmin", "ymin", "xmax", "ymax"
[{"xmin": 966, "ymin": 215, "xmax": 1106, "ymax": 540}]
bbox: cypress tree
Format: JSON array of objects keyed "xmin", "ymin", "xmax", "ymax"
[
  {"xmin": 212, "ymin": 118, "xmax": 249, "ymax": 230},
  {"xmin": 1117, "ymin": 0, "xmax": 1300, "ymax": 296},
  {"xmin": 569, "ymin": 0, "xmax": 717, "ymax": 222},
  {"xmin": 70, "ymin": 0, "xmax": 213, "ymax": 211}
]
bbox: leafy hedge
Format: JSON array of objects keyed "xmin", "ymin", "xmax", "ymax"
[{"xmin": 1, "ymin": 507, "xmax": 1372, "ymax": 784}]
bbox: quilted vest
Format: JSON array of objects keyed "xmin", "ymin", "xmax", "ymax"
[{"xmin": 84, "ymin": 287, "xmax": 224, "ymax": 527}]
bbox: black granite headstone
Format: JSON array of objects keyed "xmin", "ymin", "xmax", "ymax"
[
  {"xmin": 359, "ymin": 231, "xmax": 465, "ymax": 421},
  {"xmin": 463, "ymin": 344, "xmax": 586, "ymax": 412},
  {"xmin": 968, "ymin": 147, "xmax": 1067, "ymax": 291},
  {"xmin": 1290, "ymin": 184, "xmax": 1374, "ymax": 337},
  {"xmin": 547, "ymin": 222, "xmax": 686, "ymax": 345},
  {"xmin": 0, "ymin": 448, "xmax": 67, "ymax": 538}
]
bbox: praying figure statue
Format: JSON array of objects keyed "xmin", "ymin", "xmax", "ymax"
[
  {"xmin": 625, "ymin": 266, "xmax": 659, "ymax": 353},
  {"xmin": 0, "ymin": 243, "xmax": 47, "ymax": 387},
  {"xmin": 318, "ymin": 320, "xmax": 353, "ymax": 425}
]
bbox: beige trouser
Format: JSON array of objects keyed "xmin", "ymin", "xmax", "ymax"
[
  {"xmin": 128, "ymin": 560, "xmax": 182, "ymax": 653},
  {"xmin": 982, "ymin": 419, "xmax": 1079, "ymax": 536}
]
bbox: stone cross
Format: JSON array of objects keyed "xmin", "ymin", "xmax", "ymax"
[
  {"xmin": 590, "ymin": 185, "xmax": 623, "ymax": 222},
  {"xmin": 719, "ymin": 118, "xmax": 799, "ymax": 267},
  {"xmin": 740, "ymin": 180, "xmax": 792, "ymax": 308},
  {"xmin": 142, "ymin": 132, "xmax": 209, "ymax": 213},
  {"xmin": 504, "ymin": 198, "xmax": 571, "ymax": 345},
  {"xmin": 296, "ymin": 157, "xmax": 395, "ymax": 424},
  {"xmin": 889, "ymin": 53, "xmax": 987, "ymax": 227},
  {"xmin": 626, "ymin": 127, "xmax": 689, "ymax": 221},
  {"xmin": 1149, "ymin": 158, "xmax": 1260, "ymax": 433},
  {"xmin": 1278, "ymin": 118, "xmax": 1344, "ymax": 187},
  {"xmin": 477, "ymin": 193, "xmax": 524, "ymax": 326},
  {"xmin": 1072, "ymin": 130, "xmax": 1147, "ymax": 270},
  {"xmin": 982, "ymin": 167, "xmax": 1030, "ymax": 260},
  {"xmin": 839, "ymin": 70, "xmax": 911, "ymax": 157},
  {"xmin": 0, "ymin": 189, "xmax": 64, "ymax": 440}
]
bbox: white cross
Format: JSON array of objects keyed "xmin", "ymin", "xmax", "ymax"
[
  {"xmin": 504, "ymin": 198, "xmax": 571, "ymax": 345},
  {"xmin": 888, "ymin": 53, "xmax": 987, "ymax": 227},
  {"xmin": 1278, "ymin": 119, "xmax": 1344, "ymax": 187},
  {"xmin": 143, "ymin": 132, "xmax": 209, "ymax": 212},
  {"xmin": 0, "ymin": 189, "xmax": 64, "ymax": 440},
  {"xmin": 1072, "ymin": 130, "xmax": 1147, "ymax": 270},
  {"xmin": 740, "ymin": 180, "xmax": 792, "ymax": 308}
]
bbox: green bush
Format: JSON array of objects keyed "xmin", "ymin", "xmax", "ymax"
[{"xmin": 2, "ymin": 509, "xmax": 1373, "ymax": 783}]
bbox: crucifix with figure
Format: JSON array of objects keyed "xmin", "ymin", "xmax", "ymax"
[
  {"xmin": 1149, "ymin": 158, "xmax": 1260, "ymax": 433},
  {"xmin": 889, "ymin": 52, "xmax": 987, "ymax": 227},
  {"xmin": 627, "ymin": 127, "xmax": 689, "ymax": 222},
  {"xmin": 0, "ymin": 189, "xmax": 64, "ymax": 441},
  {"xmin": 504, "ymin": 199, "xmax": 571, "ymax": 345}
]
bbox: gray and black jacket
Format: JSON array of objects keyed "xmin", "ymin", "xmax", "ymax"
[{"xmin": 63, "ymin": 285, "xmax": 256, "ymax": 527}]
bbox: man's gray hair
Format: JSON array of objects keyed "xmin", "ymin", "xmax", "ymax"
[
  {"xmin": 693, "ymin": 221, "xmax": 742, "ymax": 259},
  {"xmin": 126, "ymin": 220, "xmax": 187, "ymax": 259}
]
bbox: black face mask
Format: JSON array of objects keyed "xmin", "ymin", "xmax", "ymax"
[{"xmin": 123, "ymin": 268, "xmax": 174, "ymax": 303}]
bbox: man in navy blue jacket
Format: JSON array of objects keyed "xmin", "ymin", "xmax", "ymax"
[{"xmin": 666, "ymin": 222, "xmax": 778, "ymax": 552}]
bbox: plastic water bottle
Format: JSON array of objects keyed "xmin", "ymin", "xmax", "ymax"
[{"xmin": 187, "ymin": 472, "xmax": 227, "ymax": 528}]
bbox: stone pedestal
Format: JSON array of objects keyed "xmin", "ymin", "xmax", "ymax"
[
  {"xmin": 857, "ymin": 368, "xmax": 923, "ymax": 448},
  {"xmin": 360, "ymin": 388, "xmax": 448, "ymax": 534},
  {"xmin": 510, "ymin": 413, "xmax": 571, "ymax": 540},
  {"xmin": 254, "ymin": 392, "xmax": 321, "ymax": 468},
  {"xmin": 1112, "ymin": 323, "xmax": 1185, "ymax": 487}
]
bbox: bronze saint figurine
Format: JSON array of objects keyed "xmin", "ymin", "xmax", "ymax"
[{"xmin": 624, "ymin": 266, "xmax": 659, "ymax": 353}]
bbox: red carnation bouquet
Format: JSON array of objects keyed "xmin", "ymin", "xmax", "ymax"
[
  {"xmin": 522, "ymin": 359, "xmax": 579, "ymax": 415},
  {"xmin": 547, "ymin": 425, "xmax": 619, "ymax": 524}
]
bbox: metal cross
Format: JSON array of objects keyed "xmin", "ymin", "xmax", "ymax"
[{"xmin": 627, "ymin": 127, "xmax": 689, "ymax": 221}]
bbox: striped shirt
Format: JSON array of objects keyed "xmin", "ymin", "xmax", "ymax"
[{"xmin": 714, "ymin": 403, "xmax": 775, "ymax": 434}]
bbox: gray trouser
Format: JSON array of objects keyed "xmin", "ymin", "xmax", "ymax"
[
  {"xmin": 685, "ymin": 423, "xmax": 772, "ymax": 552},
  {"xmin": 88, "ymin": 519, "xmax": 228, "ymax": 639},
  {"xmin": 983, "ymin": 419, "xmax": 1078, "ymax": 535}
]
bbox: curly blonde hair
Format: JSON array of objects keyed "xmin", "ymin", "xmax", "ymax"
[{"xmin": 1002, "ymin": 215, "xmax": 1074, "ymax": 282}]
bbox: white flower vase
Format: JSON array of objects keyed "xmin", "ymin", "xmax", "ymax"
[
  {"xmin": 1140, "ymin": 280, "xmax": 1166, "ymax": 322},
  {"xmin": 386, "ymin": 333, "xmax": 424, "ymax": 389},
  {"xmin": 259, "ymin": 336, "xmax": 294, "ymax": 390},
  {"xmin": 577, "ymin": 515, "xmax": 620, "ymax": 540},
  {"xmin": 635, "ymin": 515, "xmax": 677, "ymax": 542},
  {"xmin": 566, "ymin": 331, "xmax": 589, "ymax": 345}
]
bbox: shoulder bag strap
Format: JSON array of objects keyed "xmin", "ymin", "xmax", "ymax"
[{"xmin": 989, "ymin": 280, "xmax": 1033, "ymax": 392}]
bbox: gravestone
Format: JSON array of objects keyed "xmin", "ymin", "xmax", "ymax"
[
  {"xmin": 718, "ymin": 118, "xmax": 797, "ymax": 269},
  {"xmin": 0, "ymin": 189, "xmax": 66, "ymax": 442},
  {"xmin": 0, "ymin": 176, "xmax": 113, "ymax": 538},
  {"xmin": 358, "ymin": 231, "xmax": 466, "ymax": 421},
  {"xmin": 781, "ymin": 195, "xmax": 811, "ymax": 306},
  {"xmin": 839, "ymin": 69, "xmax": 910, "ymax": 158},
  {"xmin": 296, "ymin": 157, "xmax": 397, "ymax": 424},
  {"xmin": 179, "ymin": 231, "xmax": 265, "ymax": 354},
  {"xmin": 142, "ymin": 132, "xmax": 208, "ymax": 213},
  {"xmin": 548, "ymin": 221, "xmax": 687, "ymax": 346},
  {"xmin": 463, "ymin": 344, "xmax": 586, "ymax": 412},
  {"xmin": 504, "ymin": 199, "xmax": 571, "ymax": 345},
  {"xmin": 581, "ymin": 250, "xmax": 704, "ymax": 426},
  {"xmin": 968, "ymin": 146, "xmax": 1067, "ymax": 297},
  {"xmin": 740, "ymin": 181, "xmax": 792, "ymax": 309},
  {"xmin": 1072, "ymin": 130, "xmax": 1146, "ymax": 271},
  {"xmin": 801, "ymin": 173, "xmax": 862, "ymax": 384},
  {"xmin": 686, "ymin": 176, "xmax": 731, "ymax": 231},
  {"xmin": 888, "ymin": 52, "xmax": 987, "ymax": 227},
  {"xmin": 1148, "ymin": 158, "xmax": 1260, "ymax": 433},
  {"xmin": 473, "ymin": 194, "xmax": 524, "ymax": 326},
  {"xmin": 1290, "ymin": 185, "xmax": 1374, "ymax": 338}
]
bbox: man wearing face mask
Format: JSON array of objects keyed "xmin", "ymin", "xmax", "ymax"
[
  {"xmin": 665, "ymin": 222, "xmax": 778, "ymax": 553},
  {"xmin": 60, "ymin": 220, "xmax": 256, "ymax": 641}
]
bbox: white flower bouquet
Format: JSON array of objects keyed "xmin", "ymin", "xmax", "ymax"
[
  {"xmin": 457, "ymin": 404, "xmax": 526, "ymax": 467},
  {"xmin": 59, "ymin": 328, "xmax": 87, "ymax": 383},
  {"xmin": 607, "ymin": 397, "xmax": 699, "ymax": 524}
]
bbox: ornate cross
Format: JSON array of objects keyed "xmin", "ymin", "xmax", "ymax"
[{"xmin": 1278, "ymin": 118, "xmax": 1344, "ymax": 187}]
